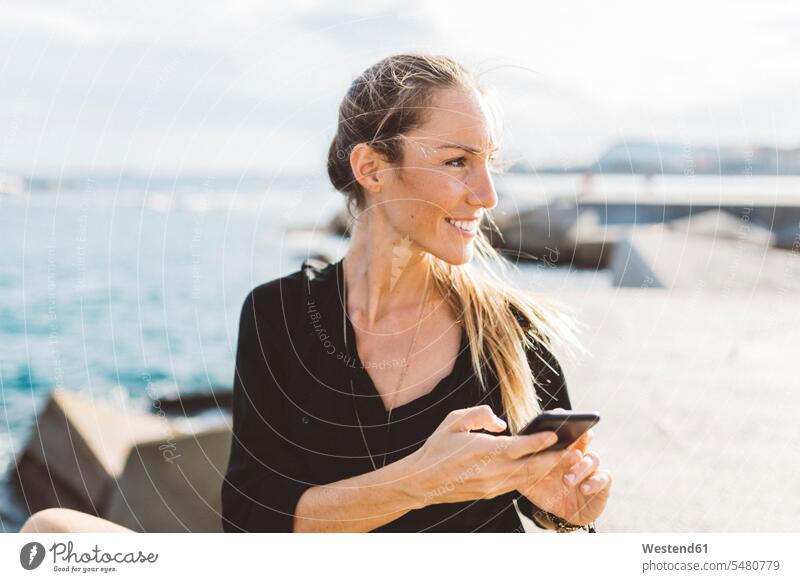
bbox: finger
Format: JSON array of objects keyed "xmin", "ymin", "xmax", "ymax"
[
  {"xmin": 555, "ymin": 447, "xmax": 583, "ymax": 470},
  {"xmin": 518, "ymin": 445, "xmax": 580, "ymax": 482},
  {"xmin": 567, "ymin": 428, "xmax": 594, "ymax": 453},
  {"xmin": 563, "ymin": 451, "xmax": 600, "ymax": 487},
  {"xmin": 577, "ymin": 470, "xmax": 612, "ymax": 495},
  {"xmin": 505, "ymin": 431, "xmax": 559, "ymax": 459},
  {"xmin": 521, "ymin": 449, "xmax": 582, "ymax": 475},
  {"xmin": 445, "ymin": 405, "xmax": 507, "ymax": 434},
  {"xmin": 525, "ymin": 442, "xmax": 581, "ymax": 467}
]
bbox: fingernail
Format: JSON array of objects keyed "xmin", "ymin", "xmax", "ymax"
[
  {"xmin": 564, "ymin": 473, "xmax": 576, "ymax": 484},
  {"xmin": 581, "ymin": 483, "xmax": 591, "ymax": 493}
]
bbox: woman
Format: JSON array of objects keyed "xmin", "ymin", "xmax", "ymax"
[
  {"xmin": 220, "ymin": 53, "xmax": 612, "ymax": 533},
  {"xmin": 19, "ymin": 53, "xmax": 611, "ymax": 534}
]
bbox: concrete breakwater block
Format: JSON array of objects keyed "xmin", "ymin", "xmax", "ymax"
[
  {"xmin": 11, "ymin": 389, "xmax": 232, "ymax": 532},
  {"xmin": 773, "ymin": 221, "xmax": 800, "ymax": 252},
  {"xmin": 609, "ymin": 223, "xmax": 800, "ymax": 291},
  {"xmin": 564, "ymin": 208, "xmax": 627, "ymax": 268},
  {"xmin": 493, "ymin": 200, "xmax": 578, "ymax": 263},
  {"xmin": 494, "ymin": 202, "xmax": 623, "ymax": 268},
  {"xmin": 104, "ymin": 425, "xmax": 231, "ymax": 532},
  {"xmin": 150, "ymin": 388, "xmax": 233, "ymax": 416},
  {"xmin": 12, "ymin": 388, "xmax": 170, "ymax": 514},
  {"xmin": 664, "ymin": 209, "xmax": 774, "ymax": 247}
]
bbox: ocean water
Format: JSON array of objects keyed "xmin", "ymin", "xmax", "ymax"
[
  {"xmin": 0, "ymin": 172, "xmax": 612, "ymax": 531},
  {"xmin": 0, "ymin": 173, "xmax": 339, "ymax": 529}
]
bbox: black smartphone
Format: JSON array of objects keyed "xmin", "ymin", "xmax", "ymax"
[{"xmin": 518, "ymin": 410, "xmax": 600, "ymax": 452}]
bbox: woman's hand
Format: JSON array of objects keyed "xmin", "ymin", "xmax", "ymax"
[
  {"xmin": 518, "ymin": 408, "xmax": 613, "ymax": 527},
  {"xmin": 407, "ymin": 405, "xmax": 572, "ymax": 508}
]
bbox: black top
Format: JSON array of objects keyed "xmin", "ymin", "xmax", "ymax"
[{"xmin": 220, "ymin": 257, "xmax": 572, "ymax": 532}]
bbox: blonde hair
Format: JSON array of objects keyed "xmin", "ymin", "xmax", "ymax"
[{"xmin": 327, "ymin": 53, "xmax": 583, "ymax": 433}]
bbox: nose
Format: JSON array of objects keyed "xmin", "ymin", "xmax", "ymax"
[{"xmin": 467, "ymin": 160, "xmax": 498, "ymax": 210}]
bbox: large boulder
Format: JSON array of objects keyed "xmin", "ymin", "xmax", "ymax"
[
  {"xmin": 11, "ymin": 388, "xmax": 169, "ymax": 514},
  {"xmin": 103, "ymin": 423, "xmax": 231, "ymax": 532},
  {"xmin": 11, "ymin": 389, "xmax": 232, "ymax": 532}
]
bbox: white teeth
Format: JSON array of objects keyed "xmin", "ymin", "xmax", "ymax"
[{"xmin": 447, "ymin": 218, "xmax": 478, "ymax": 233}]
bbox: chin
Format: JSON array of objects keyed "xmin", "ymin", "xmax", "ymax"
[{"xmin": 431, "ymin": 244, "xmax": 474, "ymax": 267}]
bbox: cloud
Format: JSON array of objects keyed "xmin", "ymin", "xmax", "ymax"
[{"xmin": 0, "ymin": 0, "xmax": 797, "ymax": 174}]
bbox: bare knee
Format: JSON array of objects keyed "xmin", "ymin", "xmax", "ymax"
[
  {"xmin": 20, "ymin": 508, "xmax": 72, "ymax": 533},
  {"xmin": 20, "ymin": 508, "xmax": 134, "ymax": 533}
]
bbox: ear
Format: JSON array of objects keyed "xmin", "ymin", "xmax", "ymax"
[{"xmin": 350, "ymin": 143, "xmax": 386, "ymax": 193}]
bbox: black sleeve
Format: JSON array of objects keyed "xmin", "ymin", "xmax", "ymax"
[
  {"xmin": 514, "ymin": 340, "xmax": 572, "ymax": 528},
  {"xmin": 220, "ymin": 288, "xmax": 315, "ymax": 532}
]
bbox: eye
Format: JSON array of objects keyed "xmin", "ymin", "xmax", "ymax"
[{"xmin": 445, "ymin": 157, "xmax": 467, "ymax": 168}]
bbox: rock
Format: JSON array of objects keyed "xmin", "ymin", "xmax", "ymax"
[
  {"xmin": 494, "ymin": 203, "xmax": 623, "ymax": 268},
  {"xmin": 493, "ymin": 199, "xmax": 578, "ymax": 262},
  {"xmin": 11, "ymin": 388, "xmax": 233, "ymax": 532},
  {"xmin": 564, "ymin": 208, "xmax": 626, "ymax": 269},
  {"xmin": 11, "ymin": 388, "xmax": 170, "ymax": 514},
  {"xmin": 150, "ymin": 388, "xmax": 233, "ymax": 416},
  {"xmin": 773, "ymin": 221, "xmax": 800, "ymax": 252},
  {"xmin": 103, "ymin": 423, "xmax": 231, "ymax": 532}
]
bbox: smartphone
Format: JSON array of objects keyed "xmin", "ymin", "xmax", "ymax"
[{"xmin": 518, "ymin": 410, "xmax": 600, "ymax": 452}]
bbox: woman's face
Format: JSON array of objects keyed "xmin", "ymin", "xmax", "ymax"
[{"xmin": 365, "ymin": 87, "xmax": 500, "ymax": 266}]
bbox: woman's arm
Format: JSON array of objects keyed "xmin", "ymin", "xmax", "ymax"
[
  {"xmin": 293, "ymin": 451, "xmax": 425, "ymax": 533},
  {"xmin": 221, "ymin": 287, "xmax": 317, "ymax": 532}
]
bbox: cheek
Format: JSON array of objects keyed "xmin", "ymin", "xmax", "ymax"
[
  {"xmin": 390, "ymin": 168, "xmax": 466, "ymax": 240},
  {"xmin": 403, "ymin": 171, "xmax": 461, "ymax": 216}
]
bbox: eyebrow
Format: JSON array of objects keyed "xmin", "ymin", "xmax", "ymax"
[{"xmin": 433, "ymin": 142, "xmax": 499, "ymax": 155}]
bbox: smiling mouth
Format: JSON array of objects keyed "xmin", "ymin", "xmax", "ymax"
[{"xmin": 445, "ymin": 217, "xmax": 479, "ymax": 235}]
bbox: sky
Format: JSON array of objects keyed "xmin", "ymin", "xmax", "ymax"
[{"xmin": 1, "ymin": 0, "xmax": 798, "ymax": 176}]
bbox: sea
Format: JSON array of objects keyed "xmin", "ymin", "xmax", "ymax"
[{"xmin": 1, "ymin": 171, "xmax": 795, "ymax": 531}]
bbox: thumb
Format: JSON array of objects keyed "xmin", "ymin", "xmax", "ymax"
[{"xmin": 445, "ymin": 405, "xmax": 507, "ymax": 434}]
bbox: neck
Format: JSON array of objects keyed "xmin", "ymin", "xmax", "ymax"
[{"xmin": 343, "ymin": 212, "xmax": 435, "ymax": 329}]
